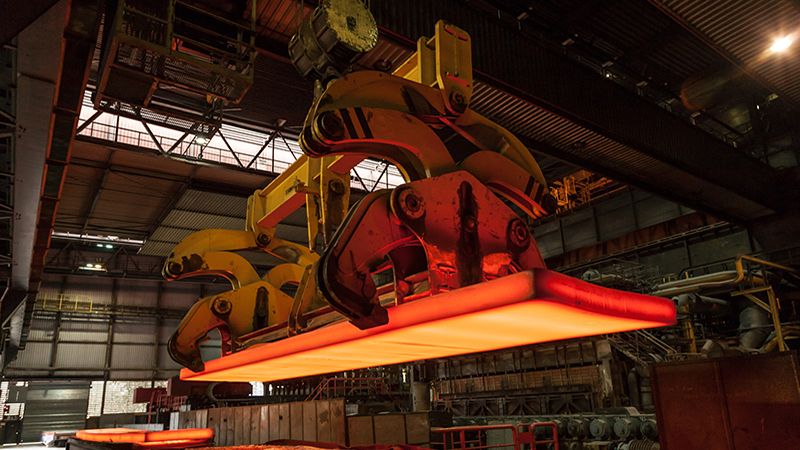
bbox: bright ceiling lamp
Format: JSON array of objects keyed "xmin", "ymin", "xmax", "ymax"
[
  {"xmin": 52, "ymin": 231, "xmax": 145, "ymax": 247},
  {"xmin": 769, "ymin": 34, "xmax": 795, "ymax": 53},
  {"xmin": 181, "ymin": 269, "xmax": 676, "ymax": 383},
  {"xmin": 79, "ymin": 263, "xmax": 106, "ymax": 272}
]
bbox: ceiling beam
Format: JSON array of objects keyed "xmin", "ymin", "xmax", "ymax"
[
  {"xmin": 368, "ymin": 0, "xmax": 795, "ymax": 221},
  {"xmin": 0, "ymin": 0, "xmax": 61, "ymax": 45}
]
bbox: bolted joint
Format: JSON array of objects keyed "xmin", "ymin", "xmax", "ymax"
[
  {"xmin": 508, "ymin": 218, "xmax": 531, "ymax": 250},
  {"xmin": 256, "ymin": 233, "xmax": 271, "ymax": 247},
  {"xmin": 211, "ymin": 297, "xmax": 232, "ymax": 316},
  {"xmin": 317, "ymin": 111, "xmax": 345, "ymax": 140},
  {"xmin": 166, "ymin": 261, "xmax": 183, "ymax": 277},
  {"xmin": 463, "ymin": 216, "xmax": 477, "ymax": 232},
  {"xmin": 449, "ymin": 91, "xmax": 468, "ymax": 113},
  {"xmin": 397, "ymin": 188, "xmax": 425, "ymax": 220},
  {"xmin": 328, "ymin": 178, "xmax": 346, "ymax": 194}
]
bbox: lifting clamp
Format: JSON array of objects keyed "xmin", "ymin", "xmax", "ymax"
[{"xmin": 165, "ymin": 20, "xmax": 559, "ymax": 373}]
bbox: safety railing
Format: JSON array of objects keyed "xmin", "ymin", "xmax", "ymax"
[
  {"xmin": 305, "ymin": 376, "xmax": 394, "ymax": 402},
  {"xmin": 76, "ymin": 117, "xmax": 404, "ymax": 192},
  {"xmin": 37, "ymin": 293, "xmax": 95, "ymax": 314},
  {"xmin": 34, "ymin": 293, "xmax": 185, "ymax": 320},
  {"xmin": 679, "ymin": 246, "xmax": 800, "ymax": 279},
  {"xmin": 78, "ymin": 119, "xmax": 287, "ymax": 172},
  {"xmin": 431, "ymin": 423, "xmax": 559, "ymax": 450}
]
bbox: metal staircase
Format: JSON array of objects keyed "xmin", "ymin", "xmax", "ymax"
[
  {"xmin": 606, "ymin": 329, "xmax": 678, "ymax": 366},
  {"xmin": 305, "ymin": 376, "xmax": 407, "ymax": 411}
]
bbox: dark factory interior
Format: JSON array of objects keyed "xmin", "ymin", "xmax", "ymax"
[{"xmin": 1, "ymin": 1, "xmax": 800, "ymax": 449}]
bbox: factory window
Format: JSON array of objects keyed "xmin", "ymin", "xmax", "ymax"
[
  {"xmin": 250, "ymin": 382, "xmax": 264, "ymax": 396},
  {"xmin": 0, "ymin": 381, "xmax": 26, "ymax": 419},
  {"xmin": 87, "ymin": 381, "xmax": 104, "ymax": 417},
  {"xmin": 87, "ymin": 380, "xmax": 168, "ymax": 417}
]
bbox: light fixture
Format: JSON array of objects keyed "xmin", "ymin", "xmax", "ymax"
[
  {"xmin": 80, "ymin": 263, "xmax": 107, "ymax": 272},
  {"xmin": 52, "ymin": 231, "xmax": 144, "ymax": 247},
  {"xmin": 195, "ymin": 135, "xmax": 209, "ymax": 145},
  {"xmin": 769, "ymin": 35, "xmax": 794, "ymax": 53},
  {"xmin": 105, "ymin": 244, "xmax": 113, "ymax": 249}
]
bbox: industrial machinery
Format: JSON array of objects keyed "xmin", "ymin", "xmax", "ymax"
[
  {"xmin": 163, "ymin": 0, "xmax": 675, "ymax": 382},
  {"xmin": 95, "ymin": 0, "xmax": 257, "ymax": 136}
]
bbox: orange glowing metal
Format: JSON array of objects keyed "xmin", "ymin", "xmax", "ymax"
[
  {"xmin": 75, "ymin": 428, "xmax": 214, "ymax": 447},
  {"xmin": 181, "ymin": 269, "xmax": 676, "ymax": 382},
  {"xmin": 76, "ymin": 428, "xmax": 146, "ymax": 444},
  {"xmin": 135, "ymin": 439, "xmax": 211, "ymax": 448}
]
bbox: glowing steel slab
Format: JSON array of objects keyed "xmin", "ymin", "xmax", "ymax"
[
  {"xmin": 181, "ymin": 269, "xmax": 676, "ymax": 382},
  {"xmin": 75, "ymin": 428, "xmax": 214, "ymax": 447}
]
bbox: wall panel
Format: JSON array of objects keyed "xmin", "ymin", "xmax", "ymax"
[
  {"xmin": 110, "ymin": 344, "xmax": 155, "ymax": 369},
  {"xmin": 12, "ymin": 342, "xmax": 52, "ymax": 368},
  {"xmin": 689, "ymin": 230, "xmax": 750, "ymax": 267},
  {"xmin": 634, "ymin": 192, "xmax": 682, "ymax": 228},
  {"xmin": 113, "ymin": 321, "xmax": 157, "ymax": 344},
  {"xmin": 116, "ymin": 279, "xmax": 159, "ymax": 307},
  {"xmin": 59, "ymin": 319, "xmax": 108, "ymax": 343},
  {"xmin": 54, "ymin": 343, "xmax": 106, "ymax": 369}
]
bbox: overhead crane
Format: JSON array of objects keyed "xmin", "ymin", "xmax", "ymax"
[{"xmin": 162, "ymin": 0, "xmax": 675, "ymax": 382}]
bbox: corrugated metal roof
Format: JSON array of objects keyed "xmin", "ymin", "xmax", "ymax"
[
  {"xmin": 139, "ymin": 241, "xmax": 176, "ymax": 257},
  {"xmin": 142, "ymin": 189, "xmax": 249, "ymax": 256},
  {"xmin": 255, "ymin": 0, "xmax": 309, "ymax": 43},
  {"xmin": 174, "ymin": 189, "xmax": 248, "ymax": 216},
  {"xmin": 472, "ymin": 81, "xmax": 657, "ymax": 173},
  {"xmin": 356, "ymin": 39, "xmax": 413, "ymax": 72},
  {"xmin": 654, "ymin": 0, "xmax": 800, "ymax": 105},
  {"xmin": 471, "ymin": 81, "xmax": 768, "ymax": 219},
  {"xmin": 161, "ymin": 210, "xmax": 246, "ymax": 231},
  {"xmin": 147, "ymin": 226, "xmax": 196, "ymax": 244}
]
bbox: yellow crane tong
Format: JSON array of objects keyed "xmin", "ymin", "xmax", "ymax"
[
  {"xmin": 163, "ymin": 1, "xmax": 674, "ymax": 382},
  {"xmin": 164, "ymin": 17, "xmax": 553, "ymax": 372}
]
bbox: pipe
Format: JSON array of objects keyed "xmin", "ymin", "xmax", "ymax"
[
  {"xmin": 674, "ymin": 294, "xmax": 729, "ymax": 315},
  {"xmin": 653, "ymin": 253, "xmax": 789, "ymax": 297},
  {"xmin": 627, "ymin": 369, "xmax": 641, "ymax": 410},
  {"xmin": 637, "ymin": 367, "xmax": 654, "ymax": 412},
  {"xmin": 763, "ymin": 326, "xmax": 800, "ymax": 352},
  {"xmin": 739, "ymin": 305, "xmax": 770, "ymax": 350},
  {"xmin": 652, "ymin": 271, "xmax": 740, "ymax": 297}
]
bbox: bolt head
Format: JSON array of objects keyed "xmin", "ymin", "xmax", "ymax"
[
  {"xmin": 212, "ymin": 298, "xmax": 232, "ymax": 315},
  {"xmin": 317, "ymin": 111, "xmax": 345, "ymax": 140},
  {"xmin": 167, "ymin": 262, "xmax": 182, "ymax": 276},
  {"xmin": 256, "ymin": 233, "xmax": 271, "ymax": 247},
  {"xmin": 463, "ymin": 216, "xmax": 477, "ymax": 232},
  {"xmin": 398, "ymin": 189, "xmax": 425, "ymax": 219},
  {"xmin": 329, "ymin": 179, "xmax": 346, "ymax": 194},
  {"xmin": 509, "ymin": 219, "xmax": 531, "ymax": 249},
  {"xmin": 449, "ymin": 92, "xmax": 467, "ymax": 113}
]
